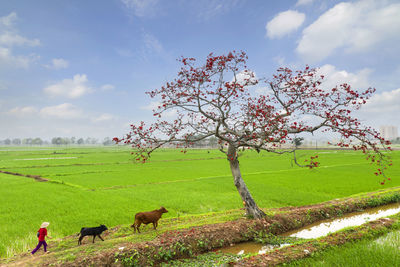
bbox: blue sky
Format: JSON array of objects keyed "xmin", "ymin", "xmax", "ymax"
[{"xmin": 1, "ymin": 0, "xmax": 399, "ymax": 140}]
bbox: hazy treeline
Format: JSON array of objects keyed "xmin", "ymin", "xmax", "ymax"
[
  {"xmin": 0, "ymin": 137, "xmax": 115, "ymax": 146},
  {"xmin": 1, "ymin": 136, "xmax": 397, "ymax": 147},
  {"xmin": 0, "ymin": 136, "xmax": 219, "ymax": 148}
]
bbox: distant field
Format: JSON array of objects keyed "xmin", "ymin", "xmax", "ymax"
[{"xmin": 0, "ymin": 146, "xmax": 399, "ymax": 257}]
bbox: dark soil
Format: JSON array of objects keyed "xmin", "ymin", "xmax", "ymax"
[{"xmin": 0, "ymin": 170, "xmax": 48, "ymax": 182}]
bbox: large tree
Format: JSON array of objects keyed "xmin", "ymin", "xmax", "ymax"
[{"xmin": 115, "ymin": 51, "xmax": 391, "ymax": 219}]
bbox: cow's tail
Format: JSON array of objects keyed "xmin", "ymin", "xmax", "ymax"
[{"xmin": 77, "ymin": 228, "xmax": 85, "ymax": 236}]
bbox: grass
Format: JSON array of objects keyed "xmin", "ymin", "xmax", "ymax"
[
  {"xmin": 286, "ymin": 231, "xmax": 400, "ymax": 266},
  {"xmin": 0, "ymin": 146, "xmax": 399, "ymax": 258}
]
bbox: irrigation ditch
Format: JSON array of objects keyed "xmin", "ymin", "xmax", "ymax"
[{"xmin": 3, "ymin": 187, "xmax": 400, "ymax": 266}]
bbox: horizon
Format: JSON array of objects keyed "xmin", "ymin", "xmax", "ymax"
[{"xmin": 1, "ymin": 0, "xmax": 400, "ymax": 140}]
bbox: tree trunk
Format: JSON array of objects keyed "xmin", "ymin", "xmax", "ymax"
[{"xmin": 228, "ymin": 144, "xmax": 266, "ymax": 219}]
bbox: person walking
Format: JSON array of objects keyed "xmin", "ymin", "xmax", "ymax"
[{"xmin": 31, "ymin": 222, "xmax": 52, "ymax": 256}]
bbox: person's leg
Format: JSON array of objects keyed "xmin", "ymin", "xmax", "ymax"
[
  {"xmin": 31, "ymin": 241, "xmax": 43, "ymax": 254},
  {"xmin": 43, "ymin": 241, "xmax": 48, "ymax": 252}
]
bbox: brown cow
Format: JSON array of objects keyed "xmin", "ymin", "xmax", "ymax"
[{"xmin": 131, "ymin": 207, "xmax": 168, "ymax": 233}]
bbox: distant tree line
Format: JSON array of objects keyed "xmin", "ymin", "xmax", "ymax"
[{"xmin": 0, "ymin": 137, "xmax": 115, "ymax": 146}]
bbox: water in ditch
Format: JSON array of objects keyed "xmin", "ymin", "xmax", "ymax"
[
  {"xmin": 282, "ymin": 202, "xmax": 400, "ymax": 239},
  {"xmin": 218, "ymin": 242, "xmax": 289, "ymax": 255},
  {"xmin": 219, "ymin": 202, "xmax": 400, "ymax": 255}
]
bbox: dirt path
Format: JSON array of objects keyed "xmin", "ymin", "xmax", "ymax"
[{"xmin": 0, "ymin": 170, "xmax": 48, "ymax": 182}]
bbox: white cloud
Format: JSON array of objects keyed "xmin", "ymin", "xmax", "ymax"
[
  {"xmin": 0, "ymin": 12, "xmax": 40, "ymax": 68},
  {"xmin": 273, "ymin": 56, "xmax": 286, "ymax": 67},
  {"xmin": 356, "ymin": 88, "xmax": 400, "ymax": 128},
  {"xmin": 141, "ymin": 101, "xmax": 161, "ymax": 111},
  {"xmin": 121, "ymin": 0, "xmax": 159, "ymax": 17},
  {"xmin": 44, "ymin": 58, "xmax": 69, "ymax": 69},
  {"xmin": 0, "ymin": 46, "xmax": 37, "ymax": 68},
  {"xmin": 362, "ymin": 88, "xmax": 400, "ymax": 114},
  {"xmin": 0, "ymin": 103, "xmax": 125, "ymax": 140},
  {"xmin": 0, "ymin": 31, "xmax": 40, "ymax": 47},
  {"xmin": 7, "ymin": 106, "xmax": 38, "ymax": 117},
  {"xmin": 266, "ymin": 10, "xmax": 305, "ymax": 39},
  {"xmin": 297, "ymin": 1, "xmax": 400, "ymax": 63},
  {"xmin": 196, "ymin": 0, "xmax": 242, "ymax": 21},
  {"xmin": 296, "ymin": 0, "xmax": 314, "ymax": 6},
  {"xmin": 143, "ymin": 33, "xmax": 163, "ymax": 54},
  {"xmin": 255, "ymin": 64, "xmax": 371, "ymax": 96},
  {"xmin": 39, "ymin": 103, "xmax": 83, "ymax": 119},
  {"xmin": 141, "ymin": 101, "xmax": 177, "ymax": 118},
  {"xmin": 92, "ymin": 113, "xmax": 114, "ymax": 122},
  {"xmin": 100, "ymin": 84, "xmax": 115, "ymax": 91},
  {"xmin": 43, "ymin": 74, "xmax": 92, "ymax": 99},
  {"xmin": 233, "ymin": 70, "xmax": 257, "ymax": 86},
  {"xmin": 139, "ymin": 32, "xmax": 169, "ymax": 61},
  {"xmin": 0, "ymin": 12, "xmax": 17, "ymax": 27},
  {"xmin": 317, "ymin": 64, "xmax": 372, "ymax": 91}
]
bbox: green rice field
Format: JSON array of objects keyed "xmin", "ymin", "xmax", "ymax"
[
  {"xmin": 1, "ymin": 146, "xmax": 399, "ymax": 257},
  {"xmin": 287, "ymin": 230, "xmax": 400, "ymax": 266}
]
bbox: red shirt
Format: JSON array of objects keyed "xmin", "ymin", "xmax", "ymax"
[{"xmin": 38, "ymin": 228, "xmax": 47, "ymax": 241}]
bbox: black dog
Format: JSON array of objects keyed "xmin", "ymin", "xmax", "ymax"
[{"xmin": 78, "ymin": 224, "xmax": 108, "ymax": 245}]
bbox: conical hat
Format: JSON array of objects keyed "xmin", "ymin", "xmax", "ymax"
[{"xmin": 40, "ymin": 222, "xmax": 50, "ymax": 228}]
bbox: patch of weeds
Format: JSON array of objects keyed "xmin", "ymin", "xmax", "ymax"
[
  {"xmin": 336, "ymin": 208, "xmax": 344, "ymax": 217},
  {"xmin": 60, "ymin": 253, "xmax": 76, "ymax": 262},
  {"xmin": 269, "ymin": 221, "xmax": 284, "ymax": 233},
  {"xmin": 115, "ymin": 249, "xmax": 140, "ymax": 267},
  {"xmin": 113, "ymin": 226, "xmax": 132, "ymax": 238},
  {"xmin": 160, "ymin": 251, "xmax": 246, "ymax": 267},
  {"xmin": 252, "ymin": 230, "xmax": 301, "ymax": 246},
  {"xmin": 318, "ymin": 209, "xmax": 329, "ymax": 218},
  {"xmin": 83, "ymin": 246, "xmax": 96, "ymax": 255},
  {"xmin": 156, "ymin": 247, "xmax": 176, "ymax": 261},
  {"xmin": 306, "ymin": 209, "xmax": 313, "ymax": 222},
  {"xmin": 197, "ymin": 238, "xmax": 210, "ymax": 249},
  {"xmin": 293, "ymin": 218, "xmax": 303, "ymax": 227},
  {"xmin": 380, "ymin": 192, "xmax": 400, "ymax": 204},
  {"xmin": 56, "ymin": 242, "xmax": 71, "ymax": 250},
  {"xmin": 173, "ymin": 241, "xmax": 193, "ymax": 256},
  {"xmin": 366, "ymin": 197, "xmax": 383, "ymax": 207}
]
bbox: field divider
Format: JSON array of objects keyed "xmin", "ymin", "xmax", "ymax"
[
  {"xmin": 0, "ymin": 162, "xmax": 129, "ymax": 169},
  {"xmin": 48, "ymin": 179, "xmax": 91, "ymax": 190},
  {"xmin": 97, "ymin": 174, "xmax": 233, "ymax": 190},
  {"xmin": 0, "ymin": 156, "xmax": 226, "ymax": 170},
  {"xmin": 0, "ymin": 169, "xmax": 92, "ymax": 190},
  {"xmin": 97, "ymin": 162, "xmax": 372, "ymax": 191},
  {"xmin": 0, "ymin": 170, "xmax": 48, "ymax": 182}
]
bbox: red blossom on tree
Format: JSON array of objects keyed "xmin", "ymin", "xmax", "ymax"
[{"xmin": 115, "ymin": 51, "xmax": 391, "ymax": 219}]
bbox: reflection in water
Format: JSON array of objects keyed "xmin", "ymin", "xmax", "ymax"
[
  {"xmin": 282, "ymin": 202, "xmax": 400, "ymax": 239},
  {"xmin": 218, "ymin": 202, "xmax": 400, "ymax": 255},
  {"xmin": 219, "ymin": 242, "xmax": 289, "ymax": 255}
]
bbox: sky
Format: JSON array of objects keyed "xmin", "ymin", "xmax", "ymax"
[{"xmin": 1, "ymin": 0, "xmax": 400, "ymax": 140}]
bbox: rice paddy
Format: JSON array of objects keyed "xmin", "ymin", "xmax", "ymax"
[{"xmin": 1, "ymin": 146, "xmax": 399, "ymax": 258}]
